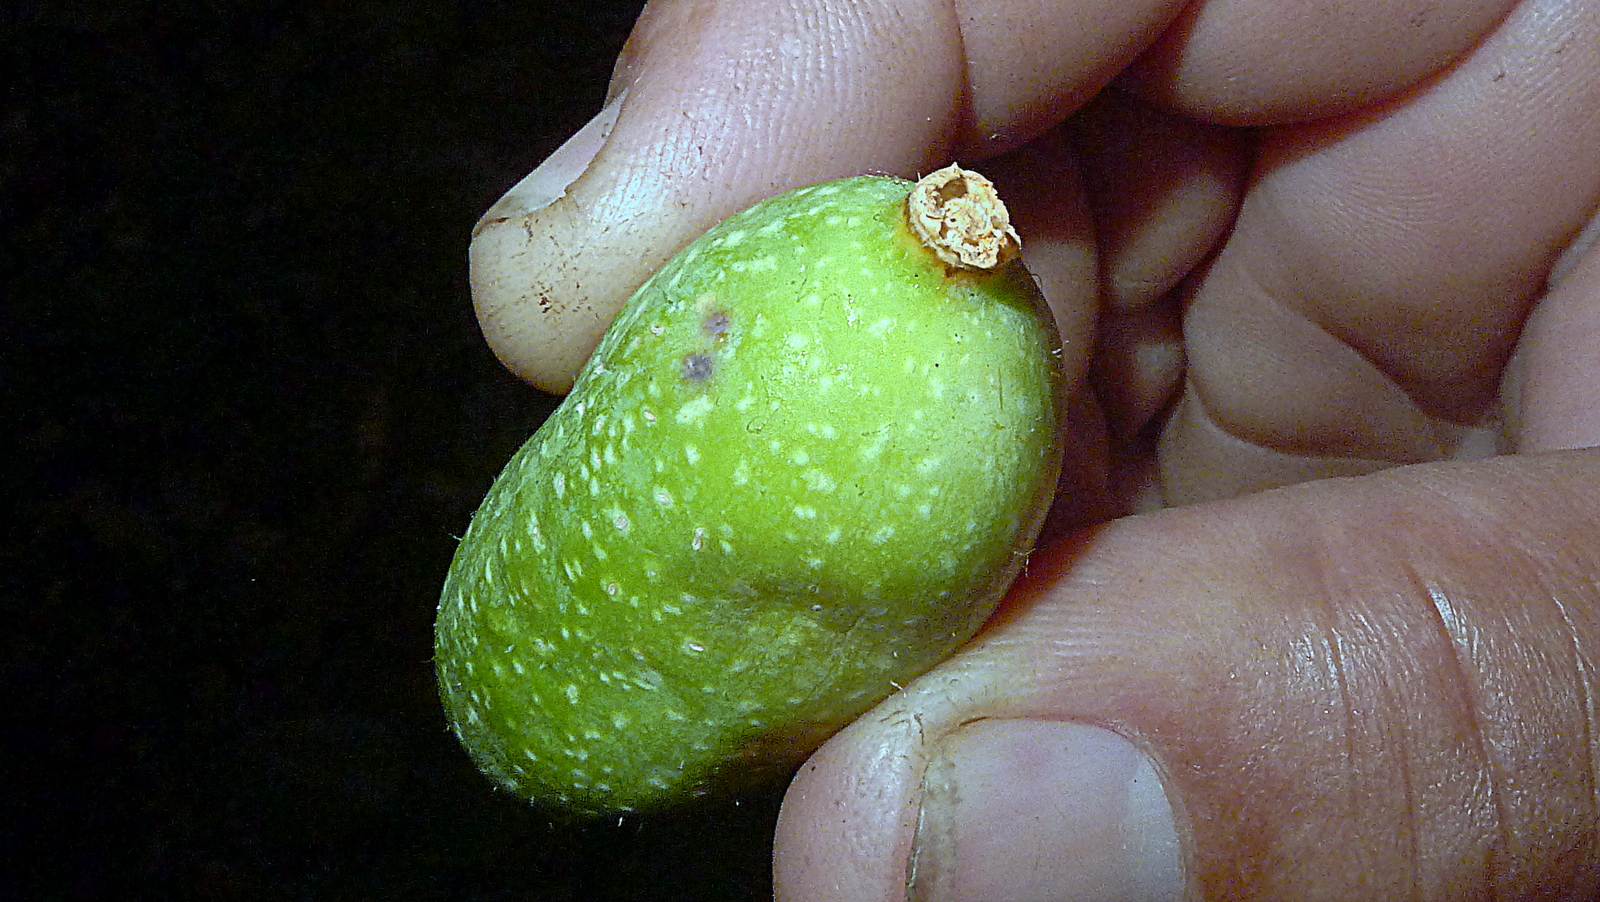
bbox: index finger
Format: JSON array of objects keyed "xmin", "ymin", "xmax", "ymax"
[{"xmin": 468, "ymin": 0, "xmax": 1175, "ymax": 393}]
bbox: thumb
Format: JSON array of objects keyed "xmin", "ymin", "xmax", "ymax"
[{"xmin": 774, "ymin": 451, "xmax": 1600, "ymax": 901}]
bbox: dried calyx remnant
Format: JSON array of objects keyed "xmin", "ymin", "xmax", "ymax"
[{"xmin": 906, "ymin": 164, "xmax": 1021, "ymax": 271}]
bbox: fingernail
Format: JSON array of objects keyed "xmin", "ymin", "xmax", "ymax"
[
  {"xmin": 475, "ymin": 89, "xmax": 627, "ymax": 232},
  {"xmin": 910, "ymin": 720, "xmax": 1185, "ymax": 902}
]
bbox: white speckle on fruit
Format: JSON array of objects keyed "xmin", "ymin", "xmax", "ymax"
[
  {"xmin": 691, "ymin": 527, "xmax": 706, "ymax": 551},
  {"xmin": 802, "ymin": 470, "xmax": 837, "ymax": 492},
  {"xmin": 730, "ymin": 256, "xmax": 777, "ymax": 273},
  {"xmin": 654, "ymin": 487, "xmax": 674, "ymax": 506},
  {"xmin": 676, "ymin": 395, "xmax": 714, "ymax": 425},
  {"xmin": 896, "ymin": 484, "xmax": 913, "ymax": 498},
  {"xmin": 642, "ymin": 409, "xmax": 657, "ymax": 423},
  {"xmin": 790, "ymin": 448, "xmax": 810, "ymax": 466},
  {"xmin": 918, "ymin": 503, "xmax": 934, "ymax": 519},
  {"xmin": 553, "ymin": 473, "xmax": 566, "ymax": 497},
  {"xmin": 614, "ymin": 513, "xmax": 630, "ymax": 531},
  {"xmin": 732, "ymin": 459, "xmax": 752, "ymax": 486},
  {"xmin": 825, "ymin": 526, "xmax": 843, "ymax": 543},
  {"xmin": 686, "ymin": 640, "xmax": 705, "ymax": 653},
  {"xmin": 869, "ymin": 525, "xmax": 896, "ymax": 544},
  {"xmin": 859, "ymin": 435, "xmax": 887, "ymax": 461},
  {"xmin": 580, "ymin": 520, "xmax": 594, "ymax": 539},
  {"xmin": 605, "ymin": 582, "xmax": 619, "ymax": 596},
  {"xmin": 684, "ymin": 444, "xmax": 701, "ymax": 465},
  {"xmin": 565, "ymin": 684, "xmax": 579, "ymax": 704},
  {"xmin": 793, "ymin": 505, "xmax": 817, "ymax": 519}
]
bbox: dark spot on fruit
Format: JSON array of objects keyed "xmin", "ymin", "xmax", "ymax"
[
  {"xmin": 703, "ymin": 310, "xmax": 730, "ymax": 337},
  {"xmin": 682, "ymin": 352, "xmax": 713, "ymax": 382}
]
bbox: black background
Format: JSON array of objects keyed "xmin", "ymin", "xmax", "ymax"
[{"xmin": 8, "ymin": 1, "xmax": 785, "ymax": 897}]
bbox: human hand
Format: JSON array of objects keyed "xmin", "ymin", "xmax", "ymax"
[{"xmin": 469, "ymin": 0, "xmax": 1600, "ymax": 898}]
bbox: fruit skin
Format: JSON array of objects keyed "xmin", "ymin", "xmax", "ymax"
[{"xmin": 436, "ymin": 174, "xmax": 1062, "ymax": 817}]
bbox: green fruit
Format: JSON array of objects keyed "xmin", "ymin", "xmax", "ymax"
[{"xmin": 436, "ymin": 166, "xmax": 1063, "ymax": 816}]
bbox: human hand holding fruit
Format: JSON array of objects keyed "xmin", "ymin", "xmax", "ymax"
[
  {"xmin": 459, "ymin": 0, "xmax": 1600, "ymax": 898},
  {"xmin": 438, "ymin": 167, "xmax": 1063, "ymax": 815}
]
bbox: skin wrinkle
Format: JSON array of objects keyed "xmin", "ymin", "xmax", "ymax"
[
  {"xmin": 1383, "ymin": 594, "xmax": 1430, "ymax": 902},
  {"xmin": 1308, "ymin": 522, "xmax": 1430, "ymax": 898},
  {"xmin": 1383, "ymin": 643, "xmax": 1426, "ymax": 902},
  {"xmin": 1418, "ymin": 575, "xmax": 1509, "ymax": 897},
  {"xmin": 1547, "ymin": 591, "xmax": 1600, "ymax": 874}
]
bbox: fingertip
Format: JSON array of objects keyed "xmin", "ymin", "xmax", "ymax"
[
  {"xmin": 467, "ymin": 0, "xmax": 971, "ymax": 392},
  {"xmin": 774, "ymin": 714, "xmax": 924, "ymax": 902},
  {"xmin": 468, "ymin": 89, "xmax": 647, "ymax": 393}
]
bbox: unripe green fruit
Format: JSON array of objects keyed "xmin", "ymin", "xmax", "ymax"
[{"xmin": 437, "ymin": 167, "xmax": 1063, "ymax": 816}]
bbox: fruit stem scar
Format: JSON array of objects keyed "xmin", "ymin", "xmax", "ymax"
[{"xmin": 905, "ymin": 164, "xmax": 1020, "ymax": 271}]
